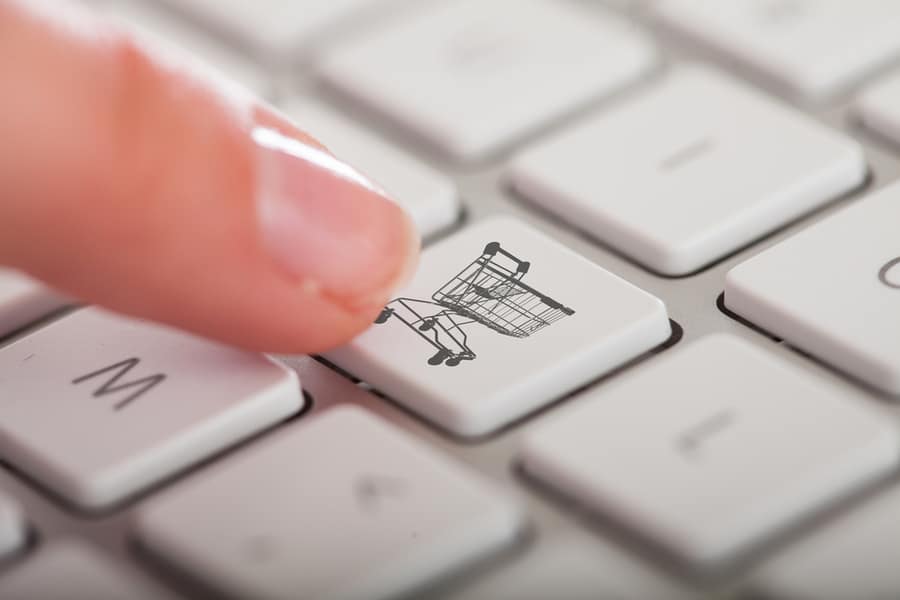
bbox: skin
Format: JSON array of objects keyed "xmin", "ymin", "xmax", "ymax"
[{"xmin": 0, "ymin": 1, "xmax": 420, "ymax": 354}]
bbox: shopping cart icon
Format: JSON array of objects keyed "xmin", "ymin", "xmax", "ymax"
[{"xmin": 374, "ymin": 242, "xmax": 575, "ymax": 366}]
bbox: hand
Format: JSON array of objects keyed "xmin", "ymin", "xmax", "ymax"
[{"xmin": 0, "ymin": 1, "xmax": 419, "ymax": 353}]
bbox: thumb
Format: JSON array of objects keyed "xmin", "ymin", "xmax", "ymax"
[{"xmin": 0, "ymin": 1, "xmax": 419, "ymax": 353}]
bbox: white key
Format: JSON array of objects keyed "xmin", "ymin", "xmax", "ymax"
[
  {"xmin": 0, "ymin": 269, "xmax": 67, "ymax": 340},
  {"xmin": 725, "ymin": 181, "xmax": 900, "ymax": 396},
  {"xmin": 509, "ymin": 66, "xmax": 866, "ymax": 276},
  {"xmin": 284, "ymin": 99, "xmax": 459, "ymax": 238},
  {"xmin": 652, "ymin": 0, "xmax": 900, "ymax": 100},
  {"xmin": 168, "ymin": 0, "xmax": 383, "ymax": 59},
  {"xmin": 99, "ymin": 0, "xmax": 269, "ymax": 97},
  {"xmin": 324, "ymin": 217, "xmax": 671, "ymax": 437},
  {"xmin": 520, "ymin": 335, "xmax": 900, "ymax": 569},
  {"xmin": 318, "ymin": 0, "xmax": 656, "ymax": 161},
  {"xmin": 0, "ymin": 493, "xmax": 26, "ymax": 560},
  {"xmin": 0, "ymin": 307, "xmax": 301, "ymax": 510},
  {"xmin": 752, "ymin": 484, "xmax": 900, "ymax": 600},
  {"xmin": 440, "ymin": 535, "xmax": 696, "ymax": 600},
  {"xmin": 855, "ymin": 68, "xmax": 900, "ymax": 146},
  {"xmin": 135, "ymin": 406, "xmax": 522, "ymax": 600},
  {"xmin": 0, "ymin": 540, "xmax": 176, "ymax": 599}
]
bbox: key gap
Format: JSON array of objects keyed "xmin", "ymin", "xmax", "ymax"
[
  {"xmin": 0, "ymin": 305, "xmax": 78, "ymax": 350},
  {"xmin": 715, "ymin": 292, "xmax": 782, "ymax": 342},
  {"xmin": 717, "ymin": 292, "xmax": 899, "ymax": 402}
]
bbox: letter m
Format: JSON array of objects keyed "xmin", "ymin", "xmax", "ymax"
[{"xmin": 71, "ymin": 358, "xmax": 166, "ymax": 411}]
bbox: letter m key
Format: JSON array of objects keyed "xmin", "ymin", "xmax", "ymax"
[{"xmin": 72, "ymin": 358, "xmax": 166, "ymax": 411}]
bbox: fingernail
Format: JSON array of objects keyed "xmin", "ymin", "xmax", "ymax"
[{"xmin": 252, "ymin": 125, "xmax": 419, "ymax": 309}]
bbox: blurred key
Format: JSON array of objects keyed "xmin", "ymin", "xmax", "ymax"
[
  {"xmin": 438, "ymin": 535, "xmax": 697, "ymax": 600},
  {"xmin": 165, "ymin": 0, "xmax": 385, "ymax": 60},
  {"xmin": 521, "ymin": 335, "xmax": 900, "ymax": 569},
  {"xmin": 0, "ymin": 307, "xmax": 301, "ymax": 510},
  {"xmin": 0, "ymin": 493, "xmax": 26, "ymax": 560},
  {"xmin": 752, "ymin": 484, "xmax": 900, "ymax": 600},
  {"xmin": 324, "ymin": 217, "xmax": 670, "ymax": 437},
  {"xmin": 653, "ymin": 0, "xmax": 900, "ymax": 100},
  {"xmin": 99, "ymin": 0, "xmax": 269, "ymax": 97},
  {"xmin": 0, "ymin": 540, "xmax": 177, "ymax": 599},
  {"xmin": 135, "ymin": 407, "xmax": 522, "ymax": 600},
  {"xmin": 855, "ymin": 68, "xmax": 900, "ymax": 146},
  {"xmin": 285, "ymin": 99, "xmax": 459, "ymax": 238},
  {"xmin": 0, "ymin": 269, "xmax": 67, "ymax": 340},
  {"xmin": 726, "ymin": 181, "xmax": 900, "ymax": 396},
  {"xmin": 319, "ymin": 0, "xmax": 656, "ymax": 161},
  {"xmin": 509, "ymin": 66, "xmax": 866, "ymax": 275}
]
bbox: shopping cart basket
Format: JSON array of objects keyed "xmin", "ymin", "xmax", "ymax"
[{"xmin": 374, "ymin": 242, "xmax": 575, "ymax": 366}]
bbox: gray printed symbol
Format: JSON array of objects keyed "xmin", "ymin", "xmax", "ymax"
[
  {"xmin": 879, "ymin": 257, "xmax": 900, "ymax": 290},
  {"xmin": 71, "ymin": 358, "xmax": 166, "ymax": 410},
  {"xmin": 374, "ymin": 242, "xmax": 575, "ymax": 366},
  {"xmin": 354, "ymin": 475, "xmax": 407, "ymax": 513}
]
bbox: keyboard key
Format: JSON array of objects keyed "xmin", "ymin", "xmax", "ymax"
[
  {"xmin": 0, "ymin": 493, "xmax": 26, "ymax": 560},
  {"xmin": 99, "ymin": 0, "xmax": 269, "ymax": 97},
  {"xmin": 318, "ymin": 0, "xmax": 656, "ymax": 161},
  {"xmin": 168, "ymin": 0, "xmax": 384, "ymax": 60},
  {"xmin": 324, "ymin": 217, "xmax": 670, "ymax": 437},
  {"xmin": 135, "ymin": 406, "xmax": 522, "ymax": 600},
  {"xmin": 652, "ymin": 0, "xmax": 900, "ymax": 100},
  {"xmin": 439, "ymin": 535, "xmax": 696, "ymax": 600},
  {"xmin": 509, "ymin": 66, "xmax": 866, "ymax": 276},
  {"xmin": 855, "ymin": 68, "xmax": 900, "ymax": 146},
  {"xmin": 752, "ymin": 484, "xmax": 900, "ymax": 600},
  {"xmin": 0, "ymin": 540, "xmax": 176, "ymax": 599},
  {"xmin": 0, "ymin": 270, "xmax": 67, "ymax": 340},
  {"xmin": 284, "ymin": 99, "xmax": 459, "ymax": 238},
  {"xmin": 725, "ymin": 181, "xmax": 900, "ymax": 395},
  {"xmin": 520, "ymin": 335, "xmax": 900, "ymax": 569},
  {"xmin": 0, "ymin": 307, "xmax": 301, "ymax": 510}
]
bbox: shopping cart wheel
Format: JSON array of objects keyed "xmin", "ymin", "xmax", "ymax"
[
  {"xmin": 428, "ymin": 349, "xmax": 451, "ymax": 366},
  {"xmin": 419, "ymin": 318, "xmax": 436, "ymax": 331},
  {"xmin": 374, "ymin": 308, "xmax": 393, "ymax": 324},
  {"xmin": 445, "ymin": 357, "xmax": 462, "ymax": 366}
]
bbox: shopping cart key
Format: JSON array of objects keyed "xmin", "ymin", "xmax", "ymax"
[
  {"xmin": 0, "ymin": 307, "xmax": 302, "ymax": 510},
  {"xmin": 324, "ymin": 217, "xmax": 671, "ymax": 437},
  {"xmin": 520, "ymin": 335, "xmax": 900, "ymax": 570}
]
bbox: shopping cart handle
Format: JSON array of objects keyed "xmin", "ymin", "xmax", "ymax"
[{"xmin": 483, "ymin": 242, "xmax": 530, "ymax": 274}]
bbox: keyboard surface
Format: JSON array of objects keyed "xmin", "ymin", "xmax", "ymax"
[{"xmin": 3, "ymin": 0, "xmax": 900, "ymax": 598}]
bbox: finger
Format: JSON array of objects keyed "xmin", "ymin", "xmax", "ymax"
[{"xmin": 0, "ymin": 1, "xmax": 419, "ymax": 353}]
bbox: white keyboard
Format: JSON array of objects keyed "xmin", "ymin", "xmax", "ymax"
[{"xmin": 3, "ymin": 1, "xmax": 900, "ymax": 598}]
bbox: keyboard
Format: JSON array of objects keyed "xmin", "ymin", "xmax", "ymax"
[{"xmin": 1, "ymin": 0, "xmax": 900, "ymax": 598}]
